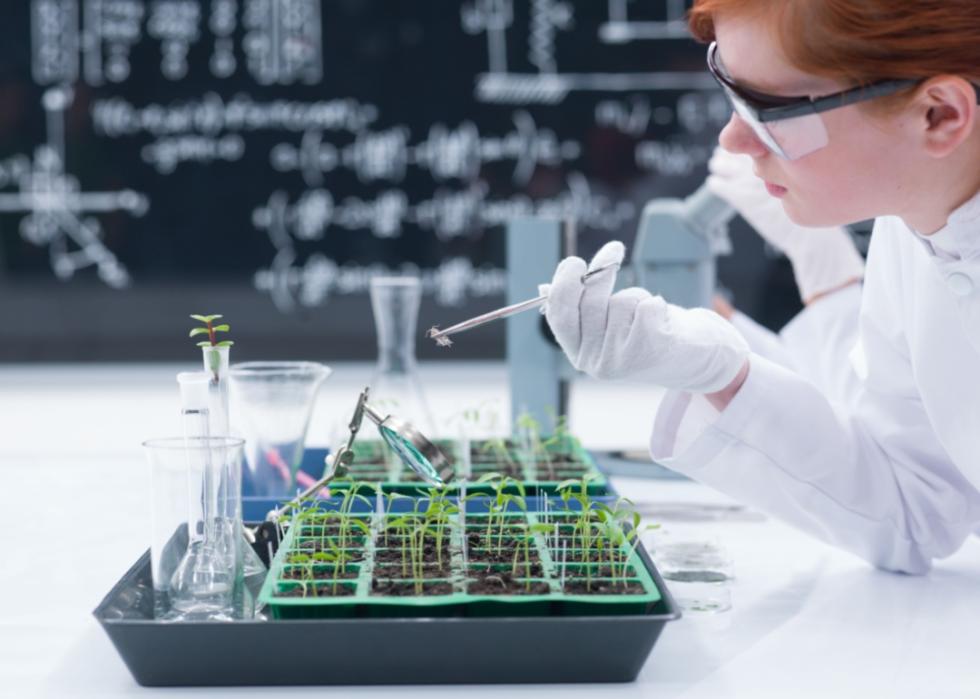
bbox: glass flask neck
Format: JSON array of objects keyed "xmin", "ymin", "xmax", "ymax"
[
  {"xmin": 201, "ymin": 344, "xmax": 231, "ymax": 435},
  {"xmin": 371, "ymin": 277, "xmax": 421, "ymax": 375}
]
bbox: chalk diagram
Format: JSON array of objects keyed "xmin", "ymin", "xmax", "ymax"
[
  {"xmin": 0, "ymin": 86, "xmax": 147, "ymax": 288},
  {"xmin": 10, "ymin": 0, "xmax": 720, "ymax": 307},
  {"xmin": 463, "ymin": 0, "xmax": 714, "ymax": 104}
]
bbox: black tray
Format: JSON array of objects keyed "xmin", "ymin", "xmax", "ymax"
[{"xmin": 94, "ymin": 541, "xmax": 679, "ymax": 686}]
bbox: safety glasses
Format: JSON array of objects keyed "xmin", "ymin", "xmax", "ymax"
[{"xmin": 707, "ymin": 41, "xmax": 920, "ymax": 160}]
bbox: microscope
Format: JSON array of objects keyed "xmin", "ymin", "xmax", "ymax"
[{"xmin": 505, "ymin": 185, "xmax": 736, "ymax": 430}]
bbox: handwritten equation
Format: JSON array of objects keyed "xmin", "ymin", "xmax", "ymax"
[
  {"xmin": 7, "ymin": 0, "xmax": 730, "ymax": 311},
  {"xmin": 31, "ymin": 0, "xmax": 321, "ymax": 86}
]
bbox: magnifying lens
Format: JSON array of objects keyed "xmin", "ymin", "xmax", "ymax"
[{"xmin": 260, "ymin": 386, "xmax": 453, "ymax": 526}]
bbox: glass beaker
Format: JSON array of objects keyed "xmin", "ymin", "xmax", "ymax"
[
  {"xmin": 143, "ymin": 436, "xmax": 245, "ymax": 621},
  {"xmin": 369, "ymin": 276, "xmax": 437, "ymax": 439},
  {"xmin": 229, "ymin": 361, "xmax": 331, "ymax": 497}
]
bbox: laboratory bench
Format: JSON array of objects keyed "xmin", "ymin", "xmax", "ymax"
[{"xmin": 1, "ymin": 361, "xmax": 979, "ymax": 698}]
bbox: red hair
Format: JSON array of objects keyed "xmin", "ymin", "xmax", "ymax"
[{"xmin": 688, "ymin": 0, "xmax": 980, "ymax": 87}]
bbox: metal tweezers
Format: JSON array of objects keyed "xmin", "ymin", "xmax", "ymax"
[{"xmin": 427, "ymin": 261, "xmax": 619, "ymax": 347}]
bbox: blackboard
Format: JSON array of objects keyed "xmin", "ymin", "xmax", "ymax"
[{"xmin": 0, "ymin": 0, "xmax": 786, "ymax": 362}]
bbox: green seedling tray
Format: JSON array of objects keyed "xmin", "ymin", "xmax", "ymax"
[
  {"xmin": 336, "ymin": 438, "xmax": 610, "ymax": 496},
  {"xmin": 259, "ymin": 511, "xmax": 661, "ymax": 619}
]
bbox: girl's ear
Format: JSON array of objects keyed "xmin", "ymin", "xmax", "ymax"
[{"xmin": 914, "ymin": 76, "xmax": 978, "ymax": 158}]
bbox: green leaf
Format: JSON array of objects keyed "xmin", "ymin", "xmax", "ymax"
[
  {"xmin": 216, "ymin": 340, "xmax": 235, "ymax": 347},
  {"xmin": 212, "ymin": 324, "xmax": 230, "ymax": 332},
  {"xmin": 189, "ymin": 327, "xmax": 210, "ymax": 337},
  {"xmin": 555, "ymin": 478, "xmax": 579, "ymax": 492},
  {"xmin": 190, "ymin": 314, "xmax": 222, "ymax": 323},
  {"xmin": 349, "ymin": 519, "xmax": 371, "ymax": 534},
  {"xmin": 196, "ymin": 341, "xmax": 212, "ymax": 347}
]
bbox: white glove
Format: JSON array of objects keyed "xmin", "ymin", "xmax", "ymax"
[
  {"xmin": 706, "ymin": 147, "xmax": 864, "ymax": 303},
  {"xmin": 540, "ymin": 241, "xmax": 749, "ymax": 393}
]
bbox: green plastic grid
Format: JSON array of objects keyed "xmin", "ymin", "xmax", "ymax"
[
  {"xmin": 258, "ymin": 511, "xmax": 661, "ymax": 619},
  {"xmin": 336, "ymin": 438, "xmax": 610, "ymax": 495}
]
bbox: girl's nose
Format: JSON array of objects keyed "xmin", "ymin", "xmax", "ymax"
[{"xmin": 718, "ymin": 113, "xmax": 770, "ymax": 158}]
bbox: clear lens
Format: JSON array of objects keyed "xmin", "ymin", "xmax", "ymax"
[
  {"xmin": 766, "ymin": 112, "xmax": 829, "ymax": 160},
  {"xmin": 725, "ymin": 87, "xmax": 829, "ymax": 160}
]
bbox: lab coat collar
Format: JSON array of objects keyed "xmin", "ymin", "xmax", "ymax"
[{"xmin": 909, "ymin": 188, "xmax": 980, "ymax": 263}]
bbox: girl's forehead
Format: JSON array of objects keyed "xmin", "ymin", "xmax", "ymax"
[{"xmin": 714, "ymin": 16, "xmax": 842, "ymax": 95}]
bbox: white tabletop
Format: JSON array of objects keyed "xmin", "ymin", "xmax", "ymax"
[{"xmin": 2, "ymin": 361, "xmax": 979, "ymax": 698}]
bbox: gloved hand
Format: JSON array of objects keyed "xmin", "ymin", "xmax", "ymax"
[
  {"xmin": 706, "ymin": 146, "xmax": 865, "ymax": 304},
  {"xmin": 540, "ymin": 241, "xmax": 749, "ymax": 393}
]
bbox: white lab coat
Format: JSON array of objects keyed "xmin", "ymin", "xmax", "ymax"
[
  {"xmin": 730, "ymin": 284, "xmax": 863, "ymax": 407},
  {"xmin": 650, "ymin": 192, "xmax": 980, "ymax": 574}
]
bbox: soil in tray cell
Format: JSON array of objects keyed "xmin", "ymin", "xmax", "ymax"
[
  {"xmin": 557, "ymin": 564, "xmax": 638, "ymax": 580},
  {"xmin": 467, "ymin": 561, "xmax": 545, "ymax": 578},
  {"xmin": 471, "ymin": 439, "xmax": 521, "ymax": 452},
  {"xmin": 377, "ymin": 535, "xmax": 452, "ymax": 549},
  {"xmin": 467, "ymin": 574, "xmax": 551, "ymax": 596},
  {"xmin": 297, "ymin": 527, "xmax": 370, "ymax": 539},
  {"xmin": 466, "ymin": 547, "xmax": 541, "ymax": 565},
  {"xmin": 296, "ymin": 537, "xmax": 367, "ymax": 551},
  {"xmin": 464, "ymin": 516, "xmax": 531, "ymax": 529},
  {"xmin": 464, "ymin": 523, "xmax": 531, "ymax": 534},
  {"xmin": 370, "ymin": 580, "xmax": 455, "ymax": 597},
  {"xmin": 373, "ymin": 563, "xmax": 453, "ymax": 579},
  {"xmin": 285, "ymin": 550, "xmax": 365, "ymax": 563},
  {"xmin": 275, "ymin": 581, "xmax": 358, "ymax": 598},
  {"xmin": 373, "ymin": 545, "xmax": 451, "ymax": 565},
  {"xmin": 547, "ymin": 532, "xmax": 612, "ymax": 547},
  {"xmin": 465, "ymin": 532, "xmax": 536, "ymax": 549},
  {"xmin": 300, "ymin": 517, "xmax": 373, "ymax": 531},
  {"xmin": 561, "ymin": 580, "xmax": 647, "ymax": 595},
  {"xmin": 281, "ymin": 564, "xmax": 361, "ymax": 580},
  {"xmin": 469, "ymin": 452, "xmax": 521, "ymax": 463},
  {"xmin": 375, "ymin": 533, "xmax": 452, "ymax": 546},
  {"xmin": 548, "ymin": 548, "xmax": 618, "ymax": 564}
]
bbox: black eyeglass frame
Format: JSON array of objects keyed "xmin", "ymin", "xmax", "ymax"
[{"xmin": 706, "ymin": 41, "xmax": 925, "ymax": 123}]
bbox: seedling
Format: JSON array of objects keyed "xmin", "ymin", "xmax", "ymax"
[
  {"xmin": 469, "ymin": 472, "xmax": 527, "ymax": 554},
  {"xmin": 380, "ymin": 492, "xmax": 410, "ymax": 546},
  {"xmin": 421, "ymin": 487, "xmax": 459, "ymax": 567},
  {"xmin": 189, "ymin": 314, "xmax": 234, "ymax": 381},
  {"xmin": 541, "ymin": 410, "xmax": 580, "ymax": 456},
  {"xmin": 477, "ymin": 436, "xmax": 519, "ymax": 469},
  {"xmin": 595, "ymin": 498, "xmax": 659, "ymax": 588},
  {"xmin": 261, "ymin": 425, "xmax": 664, "ymax": 617},
  {"xmin": 558, "ymin": 473, "xmax": 604, "ymax": 588},
  {"xmin": 515, "ymin": 410, "xmax": 550, "ymax": 469},
  {"xmin": 445, "ymin": 400, "xmax": 496, "ymax": 479}
]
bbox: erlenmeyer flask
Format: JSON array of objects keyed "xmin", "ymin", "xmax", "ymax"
[{"xmin": 369, "ymin": 276, "xmax": 437, "ymax": 438}]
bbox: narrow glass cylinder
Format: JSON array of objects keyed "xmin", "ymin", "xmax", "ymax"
[
  {"xmin": 369, "ymin": 276, "xmax": 437, "ymax": 437},
  {"xmin": 201, "ymin": 344, "xmax": 230, "ymax": 435}
]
